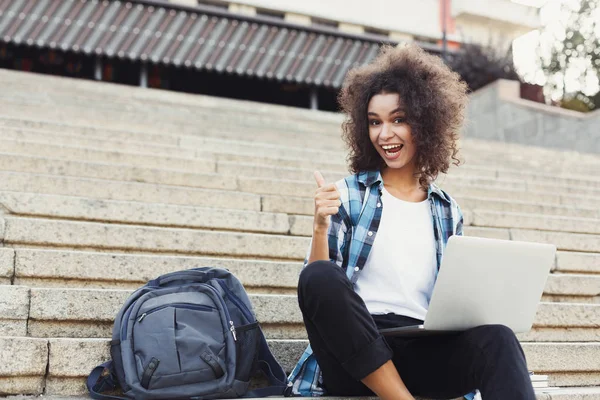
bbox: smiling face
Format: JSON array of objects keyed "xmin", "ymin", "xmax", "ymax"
[{"xmin": 367, "ymin": 92, "xmax": 417, "ymax": 174}]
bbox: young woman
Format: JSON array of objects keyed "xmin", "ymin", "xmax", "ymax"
[{"xmin": 288, "ymin": 44, "xmax": 535, "ymax": 400}]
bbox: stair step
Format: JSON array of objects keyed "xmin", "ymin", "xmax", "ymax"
[
  {"xmin": 0, "ymin": 170, "xmax": 598, "ymax": 230},
  {"xmin": 263, "ymin": 192, "xmax": 600, "ymax": 219},
  {"xmin": 4, "ymin": 126, "xmax": 583, "ymax": 193},
  {"xmin": 0, "ymin": 72, "xmax": 345, "ymax": 124},
  {"xmin": 0, "ymin": 158, "xmax": 596, "ymax": 211},
  {"xmin": 0, "ymin": 285, "xmax": 598, "ymax": 341},
  {"xmin": 2, "ymin": 169, "xmax": 599, "ymax": 222},
  {"xmin": 2, "ymin": 217, "xmax": 309, "ymax": 259},
  {"xmin": 2, "ymin": 336, "xmax": 600, "ymax": 395},
  {"xmin": 3, "ymin": 122, "xmax": 600, "ymax": 190},
  {"xmin": 1, "ymin": 92, "xmax": 600, "ymax": 175},
  {"xmin": 0, "ymin": 248, "xmax": 13, "ymax": 285},
  {"xmin": 240, "ymin": 177, "xmax": 598, "ymax": 209},
  {"xmin": 470, "ymin": 210, "xmax": 600, "ymax": 235},
  {"xmin": 0, "ymin": 129, "xmax": 349, "ymax": 173},
  {"xmin": 6, "ymin": 392, "xmax": 600, "ymax": 400},
  {"xmin": 0, "ymin": 125, "xmax": 199, "ymax": 158},
  {"xmin": 0, "ymin": 170, "xmax": 262, "ymax": 212},
  {"xmin": 0, "ymin": 125, "xmax": 345, "ymax": 166},
  {"xmin": 543, "ymin": 274, "xmax": 600, "ymax": 300},
  {"xmin": 557, "ymin": 252, "xmax": 600, "ymax": 274},
  {"xmin": 0, "ymin": 191, "xmax": 292, "ymax": 235},
  {"xmin": 0, "ymin": 88, "xmax": 342, "ymax": 134},
  {"xmin": 0, "ymin": 152, "xmax": 237, "ymax": 191},
  {"xmin": 0, "ymin": 102, "xmax": 345, "ymax": 152},
  {"xmin": 0, "ymin": 136, "xmax": 211, "ymax": 171},
  {"xmin": 5, "ymin": 214, "xmax": 598, "ymax": 257},
  {"xmin": 6, "ymin": 190, "xmax": 598, "ymax": 236},
  {"xmin": 510, "ymin": 229, "xmax": 600, "ymax": 253},
  {"xmin": 1, "ymin": 248, "xmax": 597, "ymax": 299},
  {"xmin": 7, "ymin": 249, "xmax": 301, "ymax": 291}
]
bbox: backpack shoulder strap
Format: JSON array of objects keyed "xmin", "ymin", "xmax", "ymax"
[
  {"xmin": 244, "ymin": 327, "xmax": 293, "ymax": 398},
  {"xmin": 87, "ymin": 361, "xmax": 128, "ymax": 400}
]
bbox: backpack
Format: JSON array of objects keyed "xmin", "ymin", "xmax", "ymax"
[{"xmin": 87, "ymin": 267, "xmax": 291, "ymax": 400}]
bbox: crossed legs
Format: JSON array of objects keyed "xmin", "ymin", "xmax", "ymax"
[{"xmin": 298, "ymin": 261, "xmax": 536, "ymax": 400}]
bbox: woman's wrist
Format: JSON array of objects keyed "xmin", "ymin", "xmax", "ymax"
[{"xmin": 313, "ymin": 224, "xmax": 329, "ymax": 235}]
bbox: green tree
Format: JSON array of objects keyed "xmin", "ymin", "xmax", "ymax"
[
  {"xmin": 448, "ymin": 41, "xmax": 520, "ymax": 93},
  {"xmin": 537, "ymin": 0, "xmax": 600, "ymax": 111}
]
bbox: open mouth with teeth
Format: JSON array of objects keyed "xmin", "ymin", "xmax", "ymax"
[{"xmin": 381, "ymin": 144, "xmax": 404, "ymax": 158}]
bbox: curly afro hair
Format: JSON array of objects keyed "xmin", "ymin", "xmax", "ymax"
[{"xmin": 338, "ymin": 43, "xmax": 469, "ymax": 190}]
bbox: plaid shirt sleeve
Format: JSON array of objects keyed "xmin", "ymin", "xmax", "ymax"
[{"xmin": 455, "ymin": 202, "xmax": 464, "ymax": 236}]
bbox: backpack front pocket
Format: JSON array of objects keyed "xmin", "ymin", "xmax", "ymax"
[
  {"xmin": 175, "ymin": 305, "xmax": 225, "ymax": 374},
  {"xmin": 133, "ymin": 306, "xmax": 180, "ymax": 387},
  {"xmin": 133, "ymin": 303, "xmax": 227, "ymax": 390}
]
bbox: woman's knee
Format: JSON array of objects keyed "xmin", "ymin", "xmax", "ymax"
[
  {"xmin": 298, "ymin": 260, "xmax": 342, "ymax": 293},
  {"xmin": 469, "ymin": 324, "xmax": 523, "ymax": 360},
  {"xmin": 476, "ymin": 324, "xmax": 517, "ymax": 342}
]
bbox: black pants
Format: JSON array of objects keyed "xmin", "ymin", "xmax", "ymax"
[{"xmin": 298, "ymin": 261, "xmax": 536, "ymax": 400}]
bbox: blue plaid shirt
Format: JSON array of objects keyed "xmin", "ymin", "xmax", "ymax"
[{"xmin": 288, "ymin": 170, "xmax": 472, "ymax": 398}]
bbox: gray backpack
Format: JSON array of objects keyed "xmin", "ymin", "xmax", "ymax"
[{"xmin": 87, "ymin": 267, "xmax": 290, "ymax": 400}]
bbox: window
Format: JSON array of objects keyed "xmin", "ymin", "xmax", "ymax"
[
  {"xmin": 414, "ymin": 35, "xmax": 438, "ymax": 45},
  {"xmin": 364, "ymin": 27, "xmax": 389, "ymax": 39},
  {"xmin": 196, "ymin": 0, "xmax": 228, "ymax": 10},
  {"xmin": 256, "ymin": 8, "xmax": 284, "ymax": 19},
  {"xmin": 311, "ymin": 17, "xmax": 338, "ymax": 29}
]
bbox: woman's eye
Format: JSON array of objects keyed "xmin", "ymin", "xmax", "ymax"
[
  {"xmin": 394, "ymin": 117, "xmax": 405, "ymax": 124},
  {"xmin": 369, "ymin": 120, "xmax": 380, "ymax": 126}
]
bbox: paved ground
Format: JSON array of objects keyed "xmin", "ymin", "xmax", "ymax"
[{"xmin": 5, "ymin": 386, "xmax": 600, "ymax": 399}]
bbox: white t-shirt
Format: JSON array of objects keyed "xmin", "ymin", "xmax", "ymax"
[{"xmin": 354, "ymin": 186, "xmax": 437, "ymax": 321}]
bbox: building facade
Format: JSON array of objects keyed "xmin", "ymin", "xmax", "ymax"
[
  {"xmin": 195, "ymin": 0, "xmax": 541, "ymax": 49},
  {"xmin": 0, "ymin": 0, "xmax": 542, "ymax": 110}
]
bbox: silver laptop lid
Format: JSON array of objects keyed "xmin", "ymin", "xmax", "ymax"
[{"xmin": 424, "ymin": 235, "xmax": 556, "ymax": 333}]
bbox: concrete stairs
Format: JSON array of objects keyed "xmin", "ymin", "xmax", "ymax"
[{"xmin": 0, "ymin": 69, "xmax": 599, "ymax": 398}]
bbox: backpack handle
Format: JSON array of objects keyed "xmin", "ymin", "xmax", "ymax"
[
  {"xmin": 87, "ymin": 361, "xmax": 128, "ymax": 400},
  {"xmin": 148, "ymin": 270, "xmax": 216, "ymax": 287}
]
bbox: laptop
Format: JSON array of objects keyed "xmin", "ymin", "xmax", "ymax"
[{"xmin": 378, "ymin": 235, "xmax": 556, "ymax": 337}]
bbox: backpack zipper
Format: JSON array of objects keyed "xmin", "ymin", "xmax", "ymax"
[
  {"xmin": 202, "ymin": 283, "xmax": 237, "ymax": 342},
  {"xmin": 123, "ymin": 283, "xmax": 237, "ymax": 343},
  {"xmin": 137, "ymin": 303, "xmax": 215, "ymax": 323},
  {"xmin": 229, "ymin": 321, "xmax": 237, "ymax": 341},
  {"xmin": 217, "ymin": 279, "xmax": 255, "ymax": 323}
]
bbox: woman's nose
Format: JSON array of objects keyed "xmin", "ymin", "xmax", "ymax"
[{"xmin": 380, "ymin": 123, "xmax": 393, "ymax": 139}]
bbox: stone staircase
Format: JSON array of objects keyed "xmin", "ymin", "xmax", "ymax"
[{"xmin": 0, "ymin": 68, "xmax": 600, "ymax": 399}]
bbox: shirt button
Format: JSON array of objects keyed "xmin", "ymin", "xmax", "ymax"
[
  {"xmin": 354, "ymin": 267, "xmax": 359, "ymax": 271},
  {"xmin": 367, "ymin": 231, "xmax": 373, "ymax": 236},
  {"xmin": 377, "ymin": 203, "xmax": 381, "ymax": 207}
]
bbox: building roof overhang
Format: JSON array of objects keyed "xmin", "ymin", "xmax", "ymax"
[{"xmin": 0, "ymin": 0, "xmax": 451, "ymax": 89}]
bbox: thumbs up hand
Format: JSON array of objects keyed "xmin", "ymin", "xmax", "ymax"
[{"xmin": 313, "ymin": 171, "xmax": 341, "ymax": 233}]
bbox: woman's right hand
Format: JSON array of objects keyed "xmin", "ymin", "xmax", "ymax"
[{"xmin": 313, "ymin": 171, "xmax": 341, "ymax": 233}]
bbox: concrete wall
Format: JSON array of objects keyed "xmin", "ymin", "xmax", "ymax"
[
  {"xmin": 219, "ymin": 0, "xmax": 441, "ymax": 37},
  {"xmin": 454, "ymin": 14, "xmax": 534, "ymax": 50},
  {"xmin": 451, "ymin": 0, "xmax": 539, "ymax": 50},
  {"xmin": 193, "ymin": 0, "xmax": 541, "ymax": 46},
  {"xmin": 452, "ymin": 0, "xmax": 540, "ymax": 29},
  {"xmin": 465, "ymin": 80, "xmax": 600, "ymax": 154}
]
